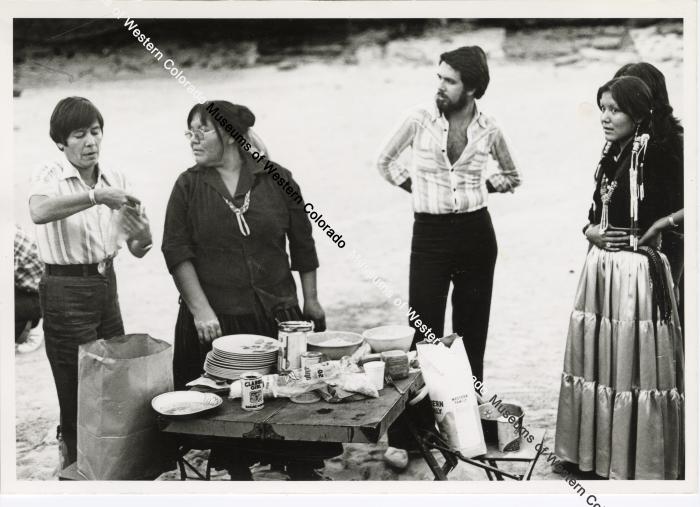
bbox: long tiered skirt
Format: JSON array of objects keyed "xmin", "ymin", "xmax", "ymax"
[{"xmin": 555, "ymin": 246, "xmax": 684, "ymax": 480}]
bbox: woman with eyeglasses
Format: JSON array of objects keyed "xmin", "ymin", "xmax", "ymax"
[
  {"xmin": 162, "ymin": 100, "xmax": 337, "ymax": 480},
  {"xmin": 554, "ymin": 76, "xmax": 684, "ymax": 480}
]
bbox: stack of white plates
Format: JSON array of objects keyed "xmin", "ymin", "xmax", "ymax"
[{"xmin": 204, "ymin": 334, "xmax": 279, "ymax": 380}]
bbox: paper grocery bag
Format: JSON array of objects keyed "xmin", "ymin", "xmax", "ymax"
[
  {"xmin": 417, "ymin": 335, "xmax": 486, "ymax": 457},
  {"xmin": 77, "ymin": 334, "xmax": 173, "ymax": 480}
]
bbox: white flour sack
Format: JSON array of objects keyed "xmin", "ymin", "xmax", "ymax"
[{"xmin": 417, "ymin": 335, "xmax": 486, "ymax": 457}]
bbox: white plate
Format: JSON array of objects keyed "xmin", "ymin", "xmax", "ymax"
[
  {"xmin": 206, "ymin": 352, "xmax": 275, "ymax": 368},
  {"xmin": 212, "ymin": 349, "xmax": 278, "ymax": 359},
  {"xmin": 151, "ymin": 391, "xmax": 222, "ymax": 418},
  {"xmin": 203, "ymin": 364, "xmax": 273, "ymax": 380},
  {"xmin": 212, "ymin": 335, "xmax": 280, "ymax": 355},
  {"xmin": 212, "ymin": 357, "xmax": 277, "ymax": 364}
]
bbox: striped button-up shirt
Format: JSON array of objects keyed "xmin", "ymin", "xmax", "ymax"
[
  {"xmin": 377, "ymin": 102, "xmax": 521, "ymax": 214},
  {"xmin": 29, "ymin": 159, "xmax": 129, "ymax": 265}
]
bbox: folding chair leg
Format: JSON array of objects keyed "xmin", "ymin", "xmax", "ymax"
[
  {"xmin": 435, "ymin": 445, "xmax": 458, "ymax": 477},
  {"xmin": 524, "ymin": 435, "xmax": 547, "ymax": 480},
  {"xmin": 406, "ymin": 420, "xmax": 449, "ymax": 480},
  {"xmin": 423, "ymin": 446, "xmax": 449, "ymax": 480},
  {"xmin": 488, "ymin": 459, "xmax": 505, "ymax": 481},
  {"xmin": 178, "ymin": 458, "xmax": 187, "ymax": 481}
]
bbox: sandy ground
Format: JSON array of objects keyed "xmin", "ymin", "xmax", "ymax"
[{"xmin": 11, "ymin": 24, "xmax": 683, "ymax": 481}]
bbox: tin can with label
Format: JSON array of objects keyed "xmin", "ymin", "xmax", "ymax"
[
  {"xmin": 301, "ymin": 351, "xmax": 324, "ymax": 379},
  {"xmin": 240, "ymin": 372, "xmax": 264, "ymax": 411},
  {"xmin": 277, "ymin": 321, "xmax": 313, "ymax": 372}
]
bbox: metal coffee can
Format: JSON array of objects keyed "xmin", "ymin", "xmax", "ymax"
[
  {"xmin": 240, "ymin": 372, "xmax": 264, "ymax": 411},
  {"xmin": 300, "ymin": 351, "xmax": 323, "ymax": 379},
  {"xmin": 277, "ymin": 321, "xmax": 313, "ymax": 372}
]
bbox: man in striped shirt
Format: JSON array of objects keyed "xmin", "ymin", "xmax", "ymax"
[
  {"xmin": 378, "ymin": 46, "xmax": 521, "ymax": 381},
  {"xmin": 29, "ymin": 97, "xmax": 152, "ymax": 469},
  {"xmin": 378, "ymin": 46, "xmax": 521, "ymax": 464}
]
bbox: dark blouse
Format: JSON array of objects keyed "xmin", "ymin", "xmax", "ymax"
[
  {"xmin": 162, "ymin": 156, "xmax": 319, "ymax": 316},
  {"xmin": 587, "ymin": 139, "xmax": 683, "ymax": 235}
]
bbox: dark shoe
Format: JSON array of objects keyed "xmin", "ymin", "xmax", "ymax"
[
  {"xmin": 227, "ymin": 464, "xmax": 253, "ymax": 481},
  {"xmin": 286, "ymin": 462, "xmax": 328, "ymax": 481}
]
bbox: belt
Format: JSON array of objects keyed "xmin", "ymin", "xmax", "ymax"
[
  {"xmin": 45, "ymin": 261, "xmax": 111, "ymax": 277},
  {"xmin": 414, "ymin": 207, "xmax": 488, "ymax": 223}
]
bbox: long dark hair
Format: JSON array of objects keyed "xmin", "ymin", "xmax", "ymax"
[
  {"xmin": 593, "ymin": 77, "xmax": 653, "ymax": 182},
  {"xmin": 597, "ymin": 76, "xmax": 654, "ymax": 137},
  {"xmin": 614, "ymin": 62, "xmax": 683, "ymax": 154}
]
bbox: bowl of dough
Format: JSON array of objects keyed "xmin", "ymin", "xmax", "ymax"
[{"xmin": 306, "ymin": 331, "xmax": 365, "ymax": 360}]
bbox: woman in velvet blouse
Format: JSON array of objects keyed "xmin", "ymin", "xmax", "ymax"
[{"xmin": 162, "ymin": 100, "xmax": 337, "ymax": 480}]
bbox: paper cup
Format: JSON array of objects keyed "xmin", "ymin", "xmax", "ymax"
[{"xmin": 364, "ymin": 361, "xmax": 385, "ymax": 390}]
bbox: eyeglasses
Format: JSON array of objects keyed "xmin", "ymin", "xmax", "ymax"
[{"xmin": 184, "ymin": 127, "xmax": 215, "ymax": 141}]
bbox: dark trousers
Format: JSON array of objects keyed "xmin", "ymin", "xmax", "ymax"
[
  {"xmin": 15, "ymin": 288, "xmax": 42, "ymax": 342},
  {"xmin": 408, "ymin": 208, "xmax": 497, "ymax": 382},
  {"xmin": 389, "ymin": 208, "xmax": 498, "ymax": 450},
  {"xmin": 40, "ymin": 269, "xmax": 124, "ymax": 467}
]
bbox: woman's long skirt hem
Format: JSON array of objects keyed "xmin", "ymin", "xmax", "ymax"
[{"xmin": 554, "ymin": 247, "xmax": 684, "ymax": 480}]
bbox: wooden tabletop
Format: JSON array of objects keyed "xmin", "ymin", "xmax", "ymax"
[{"xmin": 160, "ymin": 371, "xmax": 424, "ymax": 444}]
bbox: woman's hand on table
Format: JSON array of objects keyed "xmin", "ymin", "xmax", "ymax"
[
  {"xmin": 303, "ymin": 298, "xmax": 326, "ymax": 332},
  {"xmin": 585, "ymin": 224, "xmax": 629, "ymax": 252},
  {"xmin": 192, "ymin": 307, "xmax": 222, "ymax": 345}
]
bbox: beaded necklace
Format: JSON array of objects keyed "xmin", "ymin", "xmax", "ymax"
[
  {"xmin": 594, "ymin": 132, "xmax": 650, "ymax": 250},
  {"xmin": 223, "ymin": 190, "xmax": 252, "ymax": 237},
  {"xmin": 599, "ymin": 175, "xmax": 617, "ymax": 232}
]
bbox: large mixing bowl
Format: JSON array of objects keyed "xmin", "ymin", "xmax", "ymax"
[
  {"xmin": 306, "ymin": 331, "xmax": 364, "ymax": 360},
  {"xmin": 362, "ymin": 325, "xmax": 414, "ymax": 353}
]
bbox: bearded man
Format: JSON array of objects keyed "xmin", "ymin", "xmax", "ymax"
[{"xmin": 377, "ymin": 46, "xmax": 522, "ymax": 384}]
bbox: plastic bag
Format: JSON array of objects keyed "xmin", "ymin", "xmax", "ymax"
[
  {"xmin": 77, "ymin": 334, "xmax": 174, "ymax": 480},
  {"xmin": 229, "ymin": 373, "xmax": 325, "ymax": 399},
  {"xmin": 417, "ymin": 334, "xmax": 486, "ymax": 457},
  {"xmin": 228, "ymin": 359, "xmax": 378, "ymax": 400}
]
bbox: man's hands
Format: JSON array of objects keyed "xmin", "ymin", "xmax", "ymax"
[
  {"xmin": 398, "ymin": 178, "xmax": 412, "ymax": 193},
  {"xmin": 585, "ymin": 224, "xmax": 630, "ymax": 252},
  {"xmin": 122, "ymin": 205, "xmax": 152, "ymax": 245},
  {"xmin": 95, "ymin": 187, "xmax": 140, "ymax": 210}
]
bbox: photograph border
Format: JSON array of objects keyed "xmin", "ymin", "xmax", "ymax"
[{"xmin": 1, "ymin": 0, "xmax": 697, "ymax": 498}]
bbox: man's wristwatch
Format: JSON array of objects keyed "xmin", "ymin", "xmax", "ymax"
[{"xmin": 582, "ymin": 223, "xmax": 592, "ymax": 237}]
